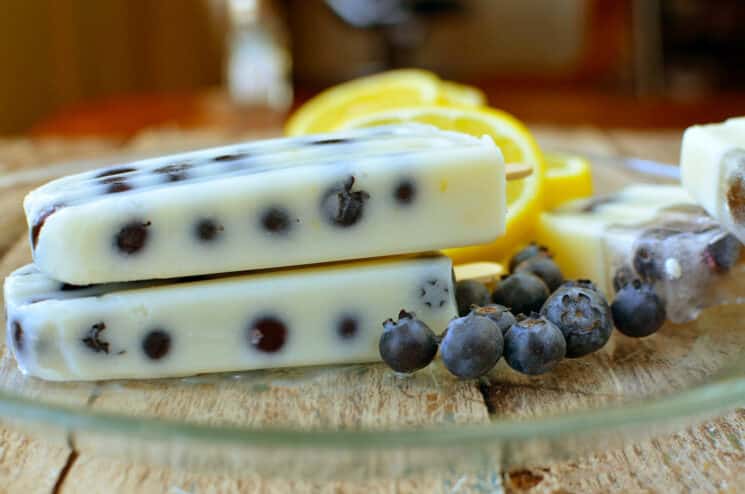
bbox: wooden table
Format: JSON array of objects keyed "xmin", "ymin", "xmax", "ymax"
[{"xmin": 1, "ymin": 106, "xmax": 744, "ymax": 493}]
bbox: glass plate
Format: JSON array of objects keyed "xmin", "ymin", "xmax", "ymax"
[{"xmin": 1, "ymin": 153, "xmax": 744, "ymax": 481}]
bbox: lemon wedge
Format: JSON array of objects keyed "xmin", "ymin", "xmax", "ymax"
[{"xmin": 543, "ymin": 152, "xmax": 593, "ymax": 209}]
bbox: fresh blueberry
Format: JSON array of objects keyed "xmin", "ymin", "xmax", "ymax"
[
  {"xmin": 455, "ymin": 280, "xmax": 491, "ymax": 316},
  {"xmin": 514, "ymin": 256, "xmax": 564, "ymax": 292},
  {"xmin": 611, "ymin": 279, "xmax": 666, "ymax": 337},
  {"xmin": 379, "ymin": 310, "xmax": 438, "ymax": 374},
  {"xmin": 540, "ymin": 283, "xmax": 613, "ymax": 358},
  {"xmin": 491, "ymin": 272, "xmax": 549, "ymax": 316},
  {"xmin": 704, "ymin": 233, "xmax": 741, "ymax": 273},
  {"xmin": 508, "ymin": 243, "xmax": 551, "ymax": 272},
  {"xmin": 503, "ymin": 314, "xmax": 566, "ymax": 375},
  {"xmin": 440, "ymin": 312, "xmax": 503, "ymax": 379},
  {"xmin": 472, "ymin": 304, "xmax": 516, "ymax": 335}
]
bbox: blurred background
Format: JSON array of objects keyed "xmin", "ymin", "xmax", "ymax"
[{"xmin": 2, "ymin": 0, "xmax": 745, "ymax": 136}]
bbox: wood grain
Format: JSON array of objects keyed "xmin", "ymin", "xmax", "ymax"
[{"xmin": 0, "ymin": 128, "xmax": 742, "ymax": 494}]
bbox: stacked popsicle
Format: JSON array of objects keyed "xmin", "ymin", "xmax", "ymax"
[{"xmin": 5, "ymin": 124, "xmax": 512, "ymax": 381}]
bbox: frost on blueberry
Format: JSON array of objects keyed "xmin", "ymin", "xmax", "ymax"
[{"xmin": 441, "ymin": 312, "xmax": 503, "ymax": 379}]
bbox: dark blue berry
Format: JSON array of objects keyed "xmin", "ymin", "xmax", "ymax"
[
  {"xmin": 195, "ymin": 218, "xmax": 223, "ymax": 242},
  {"xmin": 514, "ymin": 256, "xmax": 564, "ymax": 292},
  {"xmin": 455, "ymin": 280, "xmax": 490, "ymax": 316},
  {"xmin": 491, "ymin": 272, "xmax": 549, "ymax": 316},
  {"xmin": 504, "ymin": 314, "xmax": 566, "ymax": 375},
  {"xmin": 473, "ymin": 304, "xmax": 516, "ymax": 335},
  {"xmin": 394, "ymin": 179, "xmax": 416, "ymax": 205},
  {"xmin": 509, "ymin": 243, "xmax": 551, "ymax": 272},
  {"xmin": 379, "ymin": 310, "xmax": 438, "ymax": 373},
  {"xmin": 142, "ymin": 329, "xmax": 171, "ymax": 360},
  {"xmin": 704, "ymin": 233, "xmax": 741, "ymax": 273},
  {"xmin": 115, "ymin": 220, "xmax": 151, "ymax": 254},
  {"xmin": 611, "ymin": 279, "xmax": 666, "ymax": 337},
  {"xmin": 440, "ymin": 312, "xmax": 503, "ymax": 379},
  {"xmin": 564, "ymin": 279, "xmax": 600, "ymax": 293},
  {"xmin": 321, "ymin": 176, "xmax": 370, "ymax": 227},
  {"xmin": 540, "ymin": 283, "xmax": 613, "ymax": 358},
  {"xmin": 613, "ymin": 266, "xmax": 636, "ymax": 293}
]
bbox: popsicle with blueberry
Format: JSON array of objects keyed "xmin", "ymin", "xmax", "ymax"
[
  {"xmin": 537, "ymin": 184, "xmax": 743, "ymax": 323},
  {"xmin": 680, "ymin": 117, "xmax": 745, "ymax": 243},
  {"xmin": 5, "ymin": 254, "xmax": 456, "ymax": 381},
  {"xmin": 25, "ymin": 124, "xmax": 526, "ymax": 285}
]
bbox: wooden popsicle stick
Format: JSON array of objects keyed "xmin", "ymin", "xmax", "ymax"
[{"xmin": 506, "ymin": 162, "xmax": 533, "ymax": 181}]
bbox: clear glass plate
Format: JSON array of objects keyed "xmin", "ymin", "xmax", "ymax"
[{"xmin": 1, "ymin": 154, "xmax": 744, "ymax": 481}]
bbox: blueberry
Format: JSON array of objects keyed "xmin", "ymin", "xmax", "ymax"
[
  {"xmin": 611, "ymin": 279, "xmax": 666, "ymax": 337},
  {"xmin": 440, "ymin": 312, "xmax": 503, "ymax": 379},
  {"xmin": 321, "ymin": 176, "xmax": 370, "ymax": 227},
  {"xmin": 491, "ymin": 272, "xmax": 549, "ymax": 316},
  {"xmin": 393, "ymin": 179, "xmax": 416, "ymax": 205},
  {"xmin": 379, "ymin": 310, "xmax": 438, "ymax": 373},
  {"xmin": 142, "ymin": 329, "xmax": 171, "ymax": 360},
  {"xmin": 260, "ymin": 207, "xmax": 293, "ymax": 234},
  {"xmin": 540, "ymin": 283, "xmax": 613, "ymax": 358},
  {"xmin": 514, "ymin": 256, "xmax": 564, "ymax": 292},
  {"xmin": 503, "ymin": 314, "xmax": 566, "ymax": 375},
  {"xmin": 472, "ymin": 304, "xmax": 516, "ymax": 335},
  {"xmin": 455, "ymin": 280, "xmax": 490, "ymax": 316},
  {"xmin": 82, "ymin": 322, "xmax": 110, "ymax": 354},
  {"xmin": 704, "ymin": 233, "xmax": 741, "ymax": 273},
  {"xmin": 195, "ymin": 218, "xmax": 223, "ymax": 242},
  {"xmin": 114, "ymin": 220, "xmax": 151, "ymax": 255},
  {"xmin": 95, "ymin": 167, "xmax": 137, "ymax": 178},
  {"xmin": 508, "ymin": 243, "xmax": 551, "ymax": 272}
]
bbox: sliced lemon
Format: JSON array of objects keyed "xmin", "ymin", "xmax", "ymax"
[
  {"xmin": 285, "ymin": 69, "xmax": 442, "ymax": 136},
  {"xmin": 438, "ymin": 81, "xmax": 487, "ymax": 107},
  {"xmin": 334, "ymin": 105, "xmax": 545, "ymax": 264},
  {"xmin": 543, "ymin": 152, "xmax": 593, "ymax": 210}
]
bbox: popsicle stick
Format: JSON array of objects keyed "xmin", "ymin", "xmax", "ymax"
[{"xmin": 506, "ymin": 162, "xmax": 532, "ymax": 181}]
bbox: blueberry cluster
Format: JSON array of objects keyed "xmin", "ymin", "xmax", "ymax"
[{"xmin": 379, "ymin": 242, "xmax": 669, "ymax": 379}]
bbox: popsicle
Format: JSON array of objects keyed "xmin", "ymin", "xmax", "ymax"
[
  {"xmin": 5, "ymin": 255, "xmax": 456, "ymax": 381},
  {"xmin": 25, "ymin": 124, "xmax": 507, "ymax": 285},
  {"xmin": 680, "ymin": 117, "xmax": 745, "ymax": 243},
  {"xmin": 537, "ymin": 185, "xmax": 743, "ymax": 323}
]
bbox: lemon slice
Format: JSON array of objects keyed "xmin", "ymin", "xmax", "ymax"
[
  {"xmin": 334, "ymin": 105, "xmax": 545, "ymax": 264},
  {"xmin": 543, "ymin": 152, "xmax": 593, "ymax": 210},
  {"xmin": 438, "ymin": 81, "xmax": 487, "ymax": 106},
  {"xmin": 285, "ymin": 70, "xmax": 442, "ymax": 136}
]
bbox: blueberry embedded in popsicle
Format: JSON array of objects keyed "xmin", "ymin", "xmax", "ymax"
[
  {"xmin": 336, "ymin": 315, "xmax": 359, "ymax": 340},
  {"xmin": 212, "ymin": 152, "xmax": 250, "ymax": 162},
  {"xmin": 260, "ymin": 207, "xmax": 293, "ymax": 234},
  {"xmin": 194, "ymin": 218, "xmax": 224, "ymax": 242},
  {"xmin": 722, "ymin": 149, "xmax": 745, "ymax": 222},
  {"xmin": 82, "ymin": 322, "xmax": 110, "ymax": 354},
  {"xmin": 420, "ymin": 278, "xmax": 450, "ymax": 309},
  {"xmin": 321, "ymin": 176, "xmax": 370, "ymax": 227},
  {"xmin": 248, "ymin": 316, "xmax": 287, "ymax": 353},
  {"xmin": 60, "ymin": 282, "xmax": 92, "ymax": 291},
  {"xmin": 393, "ymin": 179, "xmax": 416, "ymax": 205},
  {"xmin": 101, "ymin": 176, "xmax": 133, "ymax": 194},
  {"xmin": 154, "ymin": 163, "xmax": 191, "ymax": 182},
  {"xmin": 10, "ymin": 321, "xmax": 23, "ymax": 353},
  {"xmin": 114, "ymin": 220, "xmax": 151, "ymax": 255},
  {"xmin": 142, "ymin": 329, "xmax": 171, "ymax": 360},
  {"xmin": 31, "ymin": 204, "xmax": 63, "ymax": 249},
  {"xmin": 95, "ymin": 167, "xmax": 137, "ymax": 178},
  {"xmin": 704, "ymin": 232, "xmax": 742, "ymax": 273},
  {"xmin": 311, "ymin": 138, "xmax": 350, "ymax": 146}
]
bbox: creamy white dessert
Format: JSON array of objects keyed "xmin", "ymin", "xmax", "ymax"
[
  {"xmin": 5, "ymin": 255, "xmax": 457, "ymax": 381},
  {"xmin": 25, "ymin": 124, "xmax": 505, "ymax": 285},
  {"xmin": 538, "ymin": 185, "xmax": 742, "ymax": 322},
  {"xmin": 680, "ymin": 117, "xmax": 745, "ymax": 243}
]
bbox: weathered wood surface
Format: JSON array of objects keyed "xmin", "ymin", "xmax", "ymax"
[{"xmin": 0, "ymin": 128, "xmax": 742, "ymax": 494}]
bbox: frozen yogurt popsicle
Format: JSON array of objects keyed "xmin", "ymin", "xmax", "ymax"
[
  {"xmin": 5, "ymin": 255, "xmax": 456, "ymax": 381},
  {"xmin": 537, "ymin": 185, "xmax": 743, "ymax": 322},
  {"xmin": 25, "ymin": 124, "xmax": 506, "ymax": 284},
  {"xmin": 681, "ymin": 117, "xmax": 745, "ymax": 243}
]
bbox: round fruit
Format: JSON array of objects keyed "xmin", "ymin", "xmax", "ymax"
[
  {"xmin": 504, "ymin": 314, "xmax": 566, "ymax": 375},
  {"xmin": 611, "ymin": 279, "xmax": 666, "ymax": 337},
  {"xmin": 491, "ymin": 272, "xmax": 550, "ymax": 316},
  {"xmin": 514, "ymin": 256, "xmax": 564, "ymax": 292},
  {"xmin": 440, "ymin": 312, "xmax": 503, "ymax": 379},
  {"xmin": 473, "ymin": 304, "xmax": 517, "ymax": 335},
  {"xmin": 379, "ymin": 310, "xmax": 439, "ymax": 373},
  {"xmin": 455, "ymin": 280, "xmax": 491, "ymax": 316}
]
